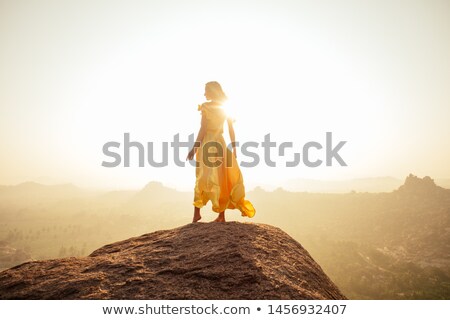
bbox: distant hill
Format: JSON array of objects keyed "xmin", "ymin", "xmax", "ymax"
[
  {"xmin": 283, "ymin": 175, "xmax": 450, "ymax": 193},
  {"xmin": 127, "ymin": 181, "xmax": 190, "ymax": 209},
  {"xmin": 0, "ymin": 181, "xmax": 94, "ymax": 207},
  {"xmin": 284, "ymin": 176, "xmax": 403, "ymax": 193},
  {"xmin": 397, "ymin": 174, "xmax": 448, "ymax": 196}
]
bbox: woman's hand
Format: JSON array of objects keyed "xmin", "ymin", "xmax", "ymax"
[{"xmin": 186, "ymin": 148, "xmax": 196, "ymax": 161}]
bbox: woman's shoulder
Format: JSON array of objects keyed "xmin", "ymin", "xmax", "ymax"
[
  {"xmin": 198, "ymin": 102, "xmax": 208, "ymax": 111},
  {"xmin": 198, "ymin": 102, "xmax": 218, "ymax": 114}
]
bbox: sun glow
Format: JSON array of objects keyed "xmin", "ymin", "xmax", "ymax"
[{"xmin": 1, "ymin": 1, "xmax": 450, "ymax": 189}]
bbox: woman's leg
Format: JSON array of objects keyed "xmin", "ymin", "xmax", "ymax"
[
  {"xmin": 214, "ymin": 211, "xmax": 226, "ymax": 222},
  {"xmin": 192, "ymin": 206, "xmax": 201, "ymax": 223}
]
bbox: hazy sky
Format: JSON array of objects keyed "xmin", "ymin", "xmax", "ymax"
[{"xmin": 1, "ymin": 0, "xmax": 449, "ymax": 190}]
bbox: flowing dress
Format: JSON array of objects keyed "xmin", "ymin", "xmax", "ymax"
[{"xmin": 193, "ymin": 102, "xmax": 256, "ymax": 218}]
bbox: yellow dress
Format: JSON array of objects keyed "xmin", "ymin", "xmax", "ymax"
[{"xmin": 193, "ymin": 102, "xmax": 256, "ymax": 218}]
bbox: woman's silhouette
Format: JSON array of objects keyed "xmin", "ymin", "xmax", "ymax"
[{"xmin": 186, "ymin": 81, "xmax": 255, "ymax": 222}]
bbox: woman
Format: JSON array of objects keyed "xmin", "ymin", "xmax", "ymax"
[{"xmin": 186, "ymin": 81, "xmax": 256, "ymax": 222}]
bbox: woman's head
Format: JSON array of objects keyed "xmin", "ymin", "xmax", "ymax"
[{"xmin": 204, "ymin": 81, "xmax": 227, "ymax": 103}]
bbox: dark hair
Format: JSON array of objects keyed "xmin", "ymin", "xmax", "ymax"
[{"xmin": 206, "ymin": 81, "xmax": 227, "ymax": 103}]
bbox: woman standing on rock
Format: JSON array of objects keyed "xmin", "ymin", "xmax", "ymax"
[{"xmin": 186, "ymin": 81, "xmax": 255, "ymax": 223}]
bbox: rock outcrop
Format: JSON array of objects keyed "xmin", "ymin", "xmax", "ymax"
[
  {"xmin": 0, "ymin": 222, "xmax": 346, "ymax": 299},
  {"xmin": 397, "ymin": 174, "xmax": 445, "ymax": 195}
]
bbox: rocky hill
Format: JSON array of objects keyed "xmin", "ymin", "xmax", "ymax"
[{"xmin": 0, "ymin": 222, "xmax": 346, "ymax": 299}]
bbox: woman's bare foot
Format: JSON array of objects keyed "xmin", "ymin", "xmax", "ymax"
[
  {"xmin": 192, "ymin": 207, "xmax": 201, "ymax": 223},
  {"xmin": 213, "ymin": 211, "xmax": 226, "ymax": 222}
]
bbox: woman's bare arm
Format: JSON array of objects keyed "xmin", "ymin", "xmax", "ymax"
[
  {"xmin": 227, "ymin": 118, "xmax": 237, "ymax": 158},
  {"xmin": 186, "ymin": 113, "xmax": 207, "ymax": 160}
]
